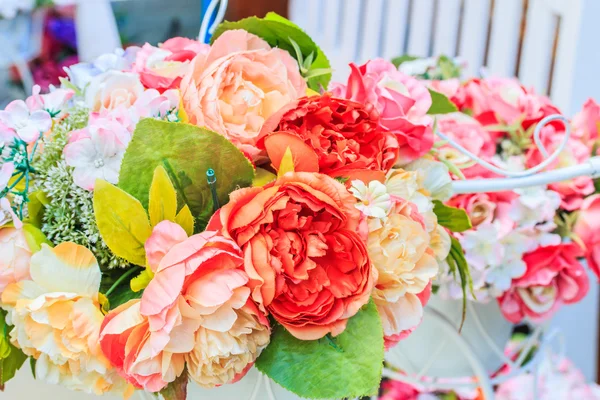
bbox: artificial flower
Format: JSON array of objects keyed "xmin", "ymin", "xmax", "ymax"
[
  {"xmin": 331, "ymin": 58, "xmax": 433, "ymax": 164},
  {"xmin": 571, "ymin": 98, "xmax": 600, "ymax": 147},
  {"xmin": 181, "ymin": 29, "xmax": 306, "ymax": 160},
  {"xmin": 260, "ymin": 94, "xmax": 399, "ymax": 177},
  {"xmin": 404, "ymin": 158, "xmax": 453, "ymax": 202},
  {"xmin": 366, "ymin": 199, "xmax": 439, "ymax": 343},
  {"xmin": 26, "ymin": 85, "xmax": 74, "ymax": 118},
  {"xmin": 208, "ymin": 172, "xmax": 376, "ymax": 340},
  {"xmin": 1, "ymin": 243, "xmax": 129, "ymax": 396},
  {"xmin": 574, "ymin": 194, "xmax": 600, "ymax": 280},
  {"xmin": 498, "ymin": 243, "xmax": 589, "ymax": 323},
  {"xmin": 507, "ymin": 186, "xmax": 561, "ymax": 228},
  {"xmin": 448, "ymin": 191, "xmax": 515, "ymax": 228},
  {"xmin": 0, "ymin": 227, "xmax": 31, "ymax": 294},
  {"xmin": 132, "ymin": 38, "xmax": 208, "ymax": 91},
  {"xmin": 0, "ymin": 198, "xmax": 21, "ymax": 229},
  {"xmin": 85, "ymin": 70, "xmax": 145, "ymax": 113},
  {"xmin": 349, "ymin": 180, "xmax": 392, "ymax": 219},
  {"xmin": 63, "ymin": 120, "xmax": 130, "ymax": 190},
  {"xmin": 0, "ymin": 99, "xmax": 52, "ymax": 143}
]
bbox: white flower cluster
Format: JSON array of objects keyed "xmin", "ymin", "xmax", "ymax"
[{"xmin": 438, "ymin": 185, "xmax": 562, "ymax": 302}]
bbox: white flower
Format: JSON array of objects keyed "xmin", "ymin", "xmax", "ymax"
[
  {"xmin": 27, "ymin": 85, "xmax": 74, "ymax": 117},
  {"xmin": 485, "ymin": 258, "xmax": 526, "ymax": 293},
  {"xmin": 0, "ymin": 198, "xmax": 21, "ymax": 228},
  {"xmin": 0, "ymin": 100, "xmax": 52, "ymax": 143},
  {"xmin": 398, "ymin": 58, "xmax": 437, "ymax": 76},
  {"xmin": 460, "ymin": 222, "xmax": 505, "ymax": 270},
  {"xmin": 349, "ymin": 180, "xmax": 391, "ymax": 219},
  {"xmin": 405, "ymin": 158, "xmax": 453, "ymax": 201},
  {"xmin": 63, "ymin": 121, "xmax": 130, "ymax": 190},
  {"xmin": 85, "ymin": 71, "xmax": 145, "ymax": 113},
  {"xmin": 509, "ymin": 186, "xmax": 561, "ymax": 228},
  {"xmin": 385, "ymin": 168, "xmax": 432, "ymax": 214}
]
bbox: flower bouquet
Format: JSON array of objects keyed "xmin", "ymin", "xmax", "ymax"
[{"xmin": 0, "ymin": 12, "xmax": 597, "ymax": 400}]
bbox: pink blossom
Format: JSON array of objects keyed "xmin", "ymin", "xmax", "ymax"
[
  {"xmin": 132, "ymin": 38, "xmax": 209, "ymax": 91},
  {"xmin": 571, "ymin": 98, "xmax": 600, "ymax": 147},
  {"xmin": 498, "ymin": 243, "xmax": 589, "ymax": 323},
  {"xmin": 0, "ymin": 99, "xmax": 52, "ymax": 143},
  {"xmin": 574, "ymin": 194, "xmax": 600, "ymax": 280},
  {"xmin": 331, "ymin": 58, "xmax": 434, "ymax": 165},
  {"xmin": 26, "ymin": 85, "xmax": 75, "ymax": 117},
  {"xmin": 63, "ymin": 120, "xmax": 131, "ymax": 190},
  {"xmin": 0, "ymin": 198, "xmax": 21, "ymax": 229}
]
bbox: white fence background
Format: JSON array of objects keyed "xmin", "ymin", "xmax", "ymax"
[{"xmin": 290, "ymin": 0, "xmax": 600, "ymax": 117}]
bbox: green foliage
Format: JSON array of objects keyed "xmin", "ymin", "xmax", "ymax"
[
  {"xmin": 427, "ymin": 89, "xmax": 459, "ymax": 115},
  {"xmin": 0, "ymin": 310, "xmax": 27, "ymax": 387},
  {"xmin": 433, "ymin": 200, "xmax": 472, "ymax": 232},
  {"xmin": 21, "ymin": 223, "xmax": 52, "ymax": 253},
  {"xmin": 446, "ymin": 236, "xmax": 475, "ymax": 331},
  {"xmin": 391, "ymin": 55, "xmax": 418, "ymax": 68},
  {"xmin": 256, "ymin": 300, "xmax": 384, "ymax": 399},
  {"xmin": 119, "ymin": 119, "xmax": 255, "ymax": 230},
  {"xmin": 160, "ymin": 371, "xmax": 188, "ymax": 400},
  {"xmin": 212, "ymin": 12, "xmax": 331, "ymax": 91},
  {"xmin": 93, "ymin": 180, "xmax": 153, "ymax": 266}
]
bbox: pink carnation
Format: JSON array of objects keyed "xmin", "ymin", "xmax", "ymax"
[
  {"xmin": 331, "ymin": 58, "xmax": 434, "ymax": 165},
  {"xmin": 498, "ymin": 243, "xmax": 589, "ymax": 323}
]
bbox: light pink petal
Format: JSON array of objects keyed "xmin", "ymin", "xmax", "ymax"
[{"xmin": 145, "ymin": 221, "xmax": 188, "ymax": 272}]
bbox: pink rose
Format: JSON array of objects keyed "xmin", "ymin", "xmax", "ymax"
[
  {"xmin": 526, "ymin": 126, "xmax": 594, "ymax": 210},
  {"xmin": 574, "ymin": 194, "xmax": 600, "ymax": 280},
  {"xmin": 181, "ymin": 30, "xmax": 307, "ymax": 161},
  {"xmin": 132, "ymin": 38, "xmax": 209, "ymax": 91},
  {"xmin": 331, "ymin": 58, "xmax": 434, "ymax": 165},
  {"xmin": 435, "ymin": 113, "xmax": 496, "ymax": 178},
  {"xmin": 448, "ymin": 191, "xmax": 516, "ymax": 228},
  {"xmin": 498, "ymin": 243, "xmax": 589, "ymax": 323},
  {"xmin": 0, "ymin": 227, "xmax": 32, "ymax": 294},
  {"xmin": 427, "ymin": 78, "xmax": 465, "ymax": 108},
  {"xmin": 572, "ymin": 98, "xmax": 600, "ymax": 147}
]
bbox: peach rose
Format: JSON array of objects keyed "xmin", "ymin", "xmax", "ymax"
[
  {"xmin": 367, "ymin": 200, "xmax": 438, "ymax": 343},
  {"xmin": 574, "ymin": 194, "xmax": 600, "ymax": 280},
  {"xmin": 132, "ymin": 37, "xmax": 209, "ymax": 91},
  {"xmin": 448, "ymin": 191, "xmax": 516, "ymax": 228},
  {"xmin": 0, "ymin": 227, "xmax": 32, "ymax": 294},
  {"xmin": 208, "ymin": 172, "xmax": 376, "ymax": 340},
  {"xmin": 85, "ymin": 70, "xmax": 145, "ymax": 112},
  {"xmin": 100, "ymin": 221, "xmax": 269, "ymax": 391},
  {"xmin": 181, "ymin": 30, "xmax": 307, "ymax": 160},
  {"xmin": 1, "ymin": 243, "xmax": 129, "ymax": 396}
]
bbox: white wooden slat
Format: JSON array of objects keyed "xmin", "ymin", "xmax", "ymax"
[
  {"xmin": 518, "ymin": 0, "xmax": 556, "ymax": 95},
  {"xmin": 338, "ymin": 0, "xmax": 363, "ymax": 63},
  {"xmin": 548, "ymin": 0, "xmax": 583, "ymax": 113},
  {"xmin": 304, "ymin": 0, "xmax": 324, "ymax": 39},
  {"xmin": 407, "ymin": 0, "xmax": 435, "ymax": 57},
  {"xmin": 381, "ymin": 0, "xmax": 410, "ymax": 60},
  {"xmin": 432, "ymin": 0, "xmax": 462, "ymax": 57},
  {"xmin": 486, "ymin": 0, "xmax": 523, "ymax": 77},
  {"xmin": 458, "ymin": 0, "xmax": 491, "ymax": 77},
  {"xmin": 288, "ymin": 0, "xmax": 306, "ymax": 28},
  {"xmin": 322, "ymin": 0, "xmax": 342, "ymax": 53},
  {"xmin": 358, "ymin": 0, "xmax": 385, "ymax": 63}
]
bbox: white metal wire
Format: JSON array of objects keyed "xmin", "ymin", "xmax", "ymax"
[{"xmin": 199, "ymin": 0, "xmax": 229, "ymax": 43}]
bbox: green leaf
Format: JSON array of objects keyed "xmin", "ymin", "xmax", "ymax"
[
  {"xmin": 427, "ymin": 89, "xmax": 459, "ymax": 115},
  {"xmin": 118, "ymin": 119, "xmax": 255, "ymax": 230},
  {"xmin": 26, "ymin": 190, "xmax": 49, "ymax": 228},
  {"xmin": 211, "ymin": 12, "xmax": 331, "ymax": 91},
  {"xmin": 448, "ymin": 236, "xmax": 475, "ymax": 331},
  {"xmin": 433, "ymin": 200, "xmax": 472, "ymax": 232},
  {"xmin": 21, "ymin": 223, "xmax": 52, "ymax": 253},
  {"xmin": 0, "ymin": 310, "xmax": 27, "ymax": 386},
  {"xmin": 391, "ymin": 55, "xmax": 418, "ymax": 68},
  {"xmin": 253, "ymin": 167, "xmax": 276, "ymax": 187},
  {"xmin": 107, "ymin": 284, "xmax": 143, "ymax": 310},
  {"xmin": 149, "ymin": 165, "xmax": 178, "ymax": 227},
  {"xmin": 93, "ymin": 180, "xmax": 152, "ymax": 266},
  {"xmin": 160, "ymin": 371, "xmax": 188, "ymax": 400},
  {"xmin": 256, "ymin": 299, "xmax": 384, "ymax": 399},
  {"xmin": 130, "ymin": 267, "xmax": 154, "ymax": 293}
]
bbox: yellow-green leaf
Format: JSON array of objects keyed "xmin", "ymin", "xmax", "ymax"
[
  {"xmin": 253, "ymin": 167, "xmax": 276, "ymax": 187},
  {"xmin": 149, "ymin": 166, "xmax": 178, "ymax": 227},
  {"xmin": 177, "ymin": 97, "xmax": 189, "ymax": 124},
  {"xmin": 130, "ymin": 267, "xmax": 154, "ymax": 293},
  {"xmin": 21, "ymin": 224, "xmax": 52, "ymax": 253},
  {"xmin": 278, "ymin": 147, "xmax": 295, "ymax": 178},
  {"xmin": 175, "ymin": 205, "xmax": 194, "ymax": 236},
  {"xmin": 26, "ymin": 190, "xmax": 49, "ymax": 228},
  {"xmin": 306, "ymin": 88, "xmax": 320, "ymax": 97},
  {"xmin": 98, "ymin": 293, "xmax": 110, "ymax": 315},
  {"xmin": 93, "ymin": 180, "xmax": 152, "ymax": 266}
]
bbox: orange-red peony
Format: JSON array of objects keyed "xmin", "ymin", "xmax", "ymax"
[
  {"xmin": 259, "ymin": 94, "xmax": 399, "ymax": 178},
  {"xmin": 208, "ymin": 172, "xmax": 377, "ymax": 340}
]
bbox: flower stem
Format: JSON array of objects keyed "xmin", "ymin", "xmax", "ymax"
[{"xmin": 105, "ymin": 266, "xmax": 143, "ymax": 297}]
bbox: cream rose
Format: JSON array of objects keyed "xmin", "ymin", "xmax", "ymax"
[
  {"xmin": 85, "ymin": 70, "xmax": 145, "ymax": 112},
  {"xmin": 181, "ymin": 29, "xmax": 307, "ymax": 161}
]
